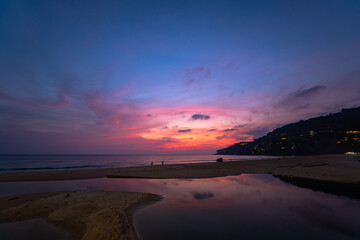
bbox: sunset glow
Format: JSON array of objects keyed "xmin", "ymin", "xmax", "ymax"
[{"xmin": 1, "ymin": 0, "xmax": 360, "ymax": 154}]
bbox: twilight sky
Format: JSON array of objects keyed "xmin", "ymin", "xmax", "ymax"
[{"xmin": 1, "ymin": 0, "xmax": 360, "ymax": 154}]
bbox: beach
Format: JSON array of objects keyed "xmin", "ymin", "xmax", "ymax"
[
  {"xmin": 0, "ymin": 155, "xmax": 359, "ymax": 183},
  {"xmin": 0, "ymin": 154, "xmax": 359, "ymax": 240}
]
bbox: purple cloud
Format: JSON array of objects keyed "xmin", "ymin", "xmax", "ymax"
[
  {"xmin": 244, "ymin": 128, "xmax": 268, "ymax": 138},
  {"xmin": 161, "ymin": 137, "xmax": 178, "ymax": 143},
  {"xmin": 222, "ymin": 128, "xmax": 236, "ymax": 132},
  {"xmin": 277, "ymin": 85, "xmax": 326, "ymax": 110},
  {"xmin": 178, "ymin": 129, "xmax": 192, "ymax": 133},
  {"xmin": 191, "ymin": 114, "xmax": 210, "ymax": 120}
]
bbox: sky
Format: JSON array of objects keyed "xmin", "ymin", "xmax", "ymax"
[{"xmin": 0, "ymin": 0, "xmax": 360, "ymax": 154}]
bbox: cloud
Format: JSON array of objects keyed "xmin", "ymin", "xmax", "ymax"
[
  {"xmin": 244, "ymin": 128, "xmax": 268, "ymax": 138},
  {"xmin": 178, "ymin": 129, "xmax": 192, "ymax": 133},
  {"xmin": 235, "ymin": 136, "xmax": 249, "ymax": 141},
  {"xmin": 185, "ymin": 66, "xmax": 211, "ymax": 85},
  {"xmin": 161, "ymin": 137, "xmax": 178, "ymax": 143},
  {"xmin": 192, "ymin": 192, "xmax": 214, "ymax": 200},
  {"xmin": 191, "ymin": 114, "xmax": 210, "ymax": 120},
  {"xmin": 85, "ymin": 91, "xmax": 138, "ymax": 125},
  {"xmin": 222, "ymin": 128, "xmax": 236, "ymax": 132},
  {"xmin": 295, "ymin": 103, "xmax": 311, "ymax": 110},
  {"xmin": 277, "ymin": 85, "xmax": 326, "ymax": 110},
  {"xmin": 208, "ymin": 129, "xmax": 217, "ymax": 132},
  {"xmin": 234, "ymin": 124, "xmax": 246, "ymax": 128},
  {"xmin": 216, "ymin": 135, "xmax": 228, "ymax": 140},
  {"xmin": 187, "ymin": 79, "xmax": 195, "ymax": 85},
  {"xmin": 0, "ymin": 86, "xmax": 70, "ymax": 109},
  {"xmin": 293, "ymin": 85, "xmax": 326, "ymax": 98}
]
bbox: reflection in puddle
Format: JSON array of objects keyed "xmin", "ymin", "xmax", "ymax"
[
  {"xmin": 192, "ymin": 191, "xmax": 214, "ymax": 200},
  {"xmin": 0, "ymin": 174, "xmax": 359, "ymax": 240},
  {"xmin": 0, "ymin": 219, "xmax": 67, "ymax": 240},
  {"xmin": 274, "ymin": 174, "xmax": 360, "ymax": 199},
  {"xmin": 133, "ymin": 175, "xmax": 360, "ymax": 240}
]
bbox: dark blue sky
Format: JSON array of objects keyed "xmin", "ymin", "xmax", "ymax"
[{"xmin": 1, "ymin": 0, "xmax": 360, "ymax": 153}]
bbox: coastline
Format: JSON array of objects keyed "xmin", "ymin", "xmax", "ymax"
[{"xmin": 0, "ymin": 154, "xmax": 359, "ymax": 183}]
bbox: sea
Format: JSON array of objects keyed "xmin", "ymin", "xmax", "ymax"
[{"xmin": 0, "ymin": 154, "xmax": 278, "ymax": 172}]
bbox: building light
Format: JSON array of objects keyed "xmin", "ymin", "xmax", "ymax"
[
  {"xmin": 345, "ymin": 152, "xmax": 360, "ymax": 155},
  {"xmin": 347, "ymin": 131, "xmax": 360, "ymax": 134}
]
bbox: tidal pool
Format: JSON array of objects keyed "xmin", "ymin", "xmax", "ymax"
[
  {"xmin": 0, "ymin": 218, "xmax": 67, "ymax": 240},
  {"xmin": 0, "ymin": 174, "xmax": 359, "ymax": 240}
]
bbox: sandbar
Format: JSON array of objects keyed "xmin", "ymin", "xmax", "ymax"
[
  {"xmin": 108, "ymin": 154, "xmax": 360, "ymax": 183},
  {"xmin": 0, "ymin": 191, "xmax": 161, "ymax": 240}
]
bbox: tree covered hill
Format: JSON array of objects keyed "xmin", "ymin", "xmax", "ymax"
[{"xmin": 216, "ymin": 107, "xmax": 360, "ymax": 155}]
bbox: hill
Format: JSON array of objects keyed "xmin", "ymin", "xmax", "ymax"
[{"xmin": 216, "ymin": 107, "xmax": 360, "ymax": 155}]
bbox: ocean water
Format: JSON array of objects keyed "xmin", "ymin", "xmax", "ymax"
[{"xmin": 0, "ymin": 154, "xmax": 277, "ymax": 172}]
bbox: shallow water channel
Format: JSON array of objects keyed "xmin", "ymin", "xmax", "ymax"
[{"xmin": 0, "ymin": 174, "xmax": 359, "ymax": 240}]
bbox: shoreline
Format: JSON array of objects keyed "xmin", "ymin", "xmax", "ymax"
[{"xmin": 0, "ymin": 154, "xmax": 359, "ymax": 183}]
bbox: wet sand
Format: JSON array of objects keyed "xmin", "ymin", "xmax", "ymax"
[
  {"xmin": 0, "ymin": 191, "xmax": 161, "ymax": 240},
  {"xmin": 108, "ymin": 154, "xmax": 360, "ymax": 183},
  {"xmin": 0, "ymin": 155, "xmax": 359, "ymax": 183}
]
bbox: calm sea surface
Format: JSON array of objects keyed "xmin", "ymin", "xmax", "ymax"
[
  {"xmin": 0, "ymin": 154, "xmax": 278, "ymax": 172},
  {"xmin": 0, "ymin": 175, "xmax": 359, "ymax": 239}
]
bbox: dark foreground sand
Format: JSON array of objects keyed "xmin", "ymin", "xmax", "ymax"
[
  {"xmin": 0, "ymin": 155, "xmax": 359, "ymax": 183},
  {"xmin": 0, "ymin": 191, "xmax": 161, "ymax": 240}
]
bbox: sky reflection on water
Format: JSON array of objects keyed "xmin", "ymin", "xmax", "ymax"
[
  {"xmin": 132, "ymin": 175, "xmax": 360, "ymax": 240},
  {"xmin": 0, "ymin": 219, "xmax": 67, "ymax": 240},
  {"xmin": 0, "ymin": 174, "xmax": 359, "ymax": 239}
]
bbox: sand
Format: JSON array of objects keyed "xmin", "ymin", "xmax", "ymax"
[
  {"xmin": 0, "ymin": 168, "xmax": 116, "ymax": 182},
  {"xmin": 107, "ymin": 154, "xmax": 360, "ymax": 183},
  {"xmin": 0, "ymin": 155, "xmax": 358, "ymax": 183},
  {"xmin": 0, "ymin": 191, "xmax": 161, "ymax": 240}
]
